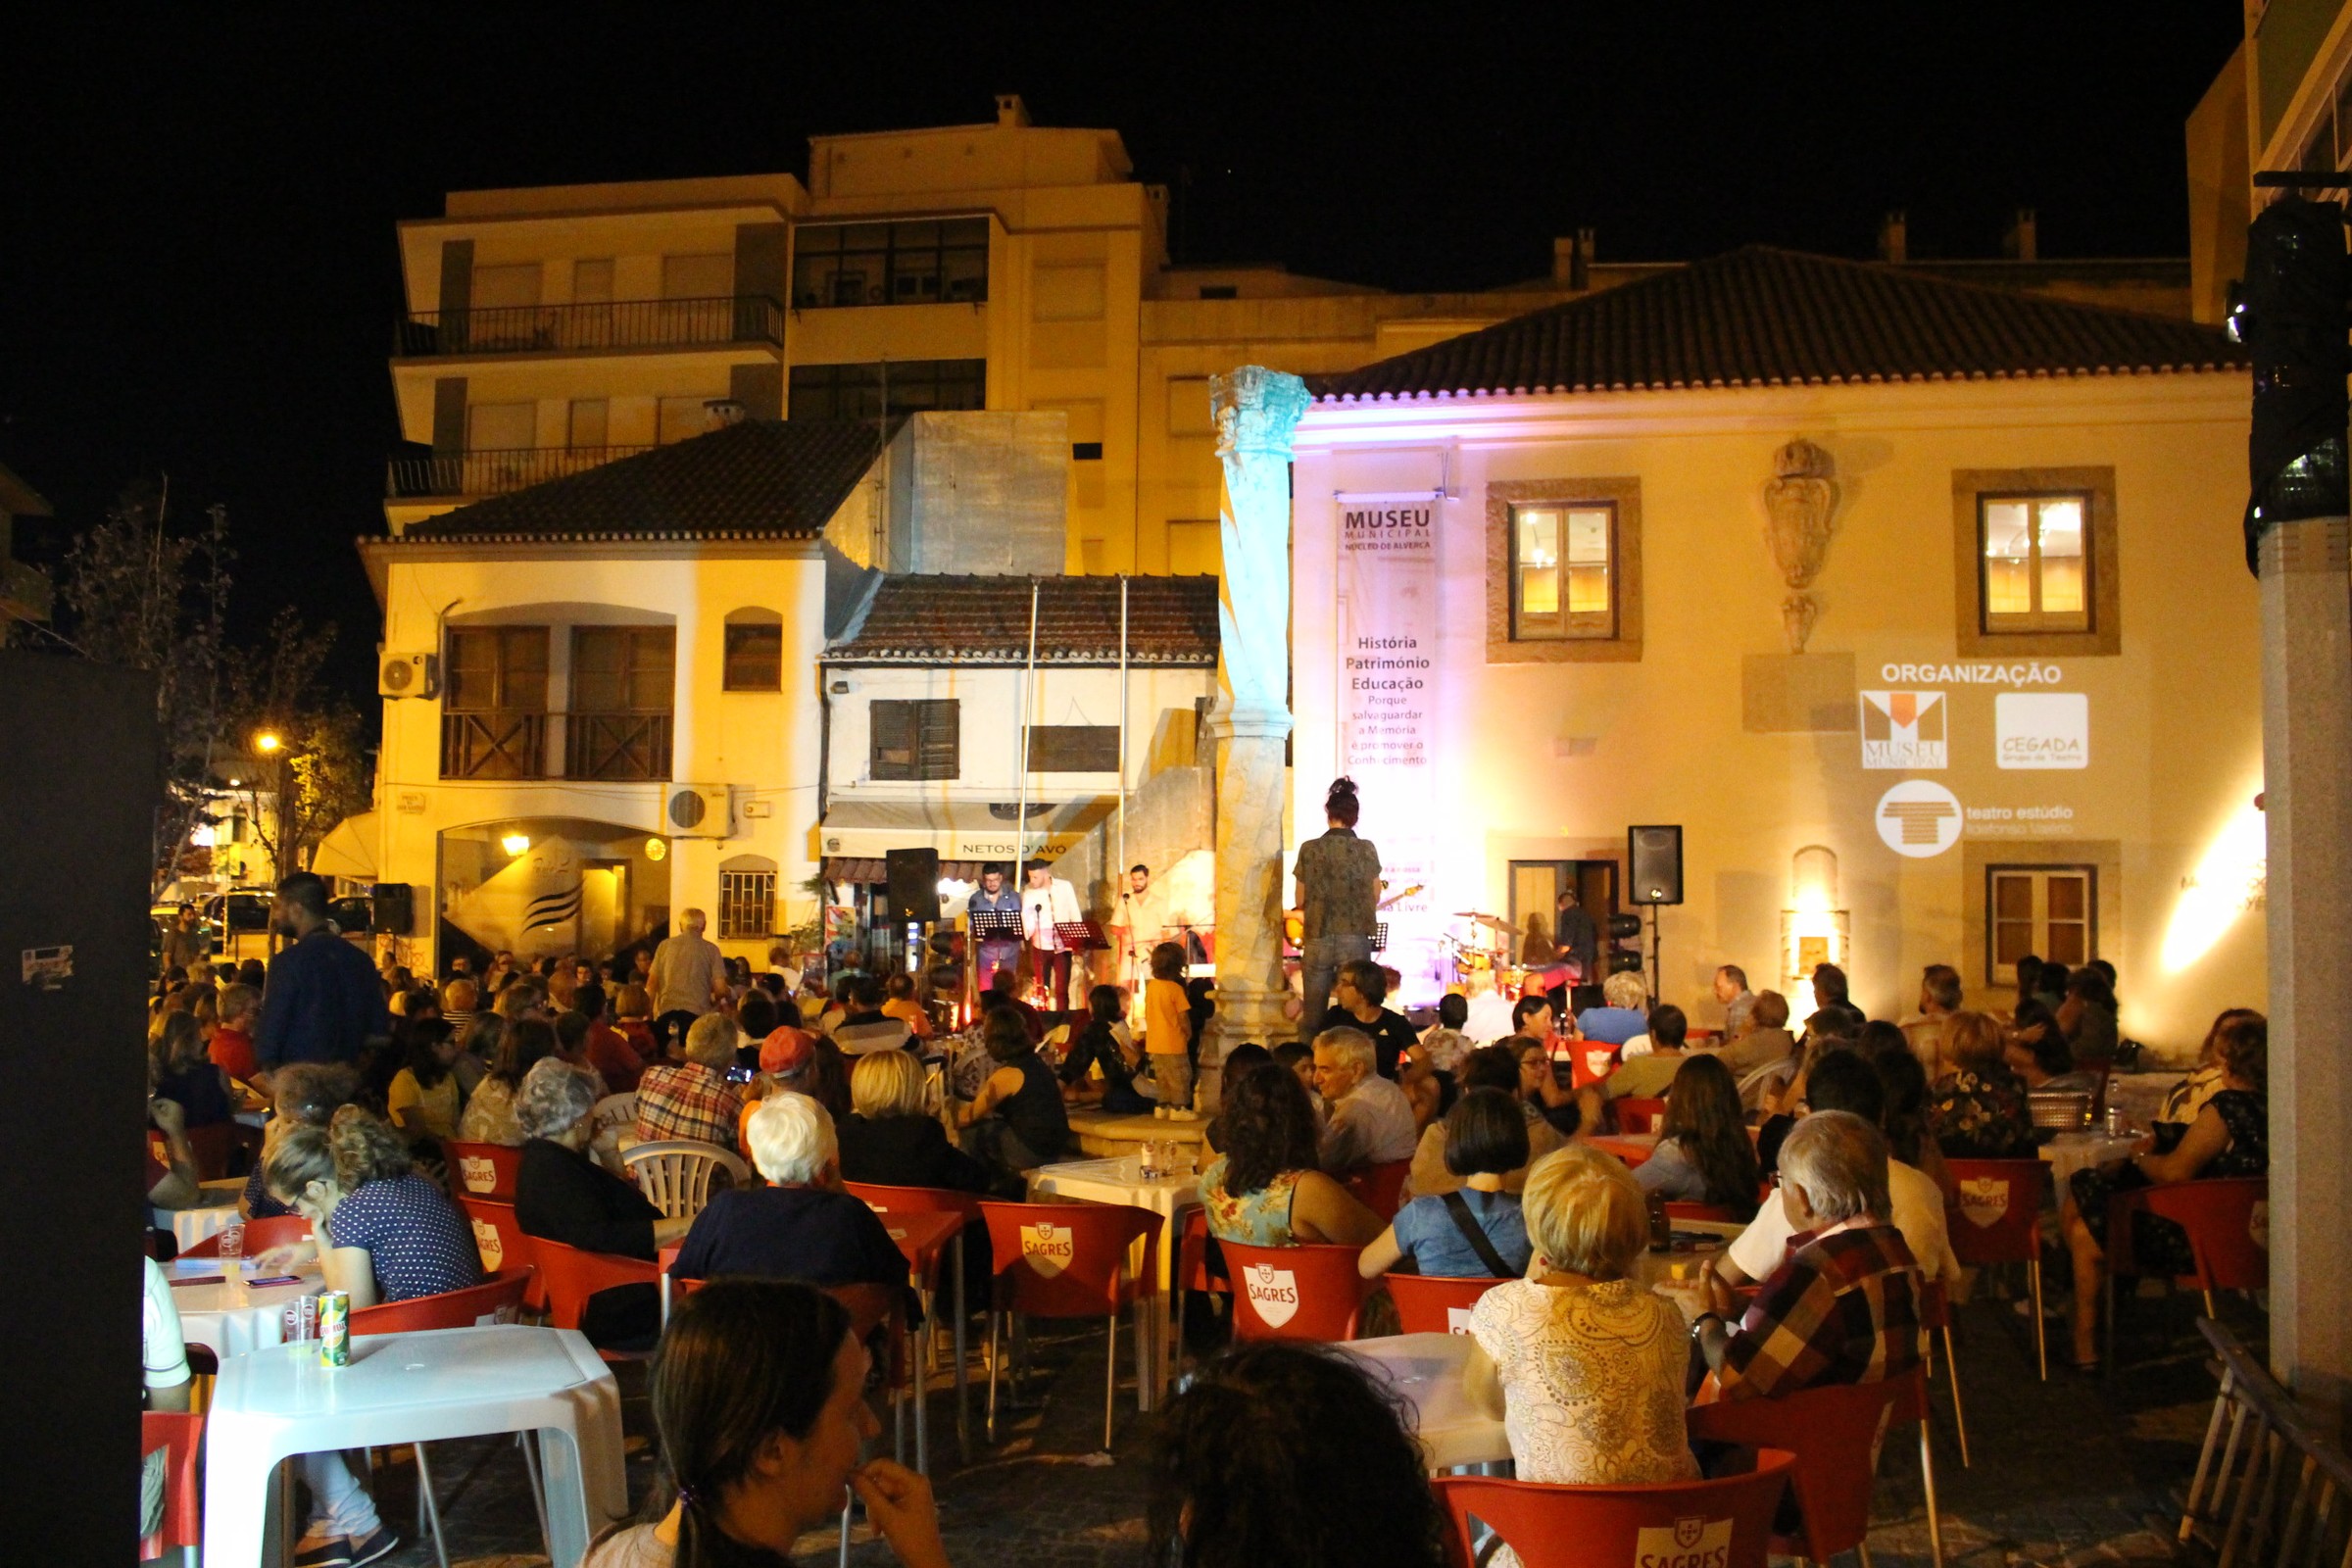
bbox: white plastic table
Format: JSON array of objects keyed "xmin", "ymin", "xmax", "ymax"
[
  {"xmin": 2040, "ymin": 1131, "xmax": 2141, "ymax": 1193},
  {"xmin": 1029, "ymin": 1155, "xmax": 1200, "ymax": 1405},
  {"xmin": 164, "ymin": 1179, "xmax": 249, "ymax": 1252},
  {"xmin": 203, "ymin": 1324, "xmax": 626, "ymax": 1568},
  {"xmin": 1337, "ymin": 1332, "xmax": 1511, "ymax": 1469},
  {"xmin": 163, "ymin": 1256, "xmax": 322, "ymax": 1358}
]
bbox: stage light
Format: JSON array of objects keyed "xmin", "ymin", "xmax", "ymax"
[
  {"xmin": 501, "ymin": 833, "xmax": 531, "ymax": 857},
  {"xmin": 2160, "ymin": 801, "xmax": 2267, "ymax": 973},
  {"xmin": 646, "ymin": 837, "xmax": 668, "ymax": 861}
]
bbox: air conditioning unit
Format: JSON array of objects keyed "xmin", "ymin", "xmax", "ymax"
[
  {"xmin": 377, "ymin": 652, "xmax": 440, "ymax": 700},
  {"xmin": 664, "ymin": 783, "xmax": 734, "ymax": 839}
]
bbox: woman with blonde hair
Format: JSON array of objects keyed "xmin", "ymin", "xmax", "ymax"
[
  {"xmin": 1926, "ymin": 1009, "xmax": 2034, "ymax": 1158},
  {"xmin": 838, "ymin": 1049, "xmax": 987, "ymax": 1193},
  {"xmin": 1462, "ymin": 1145, "xmax": 1696, "ymax": 1528}
]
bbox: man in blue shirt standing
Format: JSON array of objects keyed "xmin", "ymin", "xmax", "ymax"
[
  {"xmin": 965, "ymin": 864, "xmax": 1023, "ymax": 995},
  {"xmin": 253, "ymin": 871, "xmax": 389, "ymax": 1079}
]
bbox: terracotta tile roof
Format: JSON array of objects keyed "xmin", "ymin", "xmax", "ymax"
[
  {"xmin": 1307, "ymin": 246, "xmax": 2247, "ymax": 403},
  {"xmin": 394, "ymin": 418, "xmax": 885, "ymax": 541},
  {"xmin": 824, "ymin": 574, "xmax": 1220, "ymax": 665}
]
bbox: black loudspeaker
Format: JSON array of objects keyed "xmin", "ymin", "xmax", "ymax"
[
  {"xmin": 885, "ymin": 847, "xmax": 942, "ymax": 923},
  {"xmin": 371, "ymin": 882, "xmax": 416, "ymax": 936},
  {"xmin": 1627, "ymin": 825, "xmax": 1684, "ymax": 906}
]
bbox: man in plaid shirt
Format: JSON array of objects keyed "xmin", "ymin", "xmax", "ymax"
[
  {"xmin": 1657, "ymin": 1109, "xmax": 1923, "ymax": 1398},
  {"xmin": 634, "ymin": 1013, "xmax": 746, "ymax": 1148}
]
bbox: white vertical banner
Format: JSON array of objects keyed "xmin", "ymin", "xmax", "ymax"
[{"xmin": 1337, "ymin": 496, "xmax": 1441, "ymax": 1004}]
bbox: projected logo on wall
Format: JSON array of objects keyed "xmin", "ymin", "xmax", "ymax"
[
  {"xmin": 1995, "ymin": 692, "xmax": 2089, "ymax": 769},
  {"xmin": 1876, "ymin": 780, "xmax": 1964, "ymax": 858},
  {"xmin": 1859, "ymin": 691, "xmax": 1946, "ymax": 769}
]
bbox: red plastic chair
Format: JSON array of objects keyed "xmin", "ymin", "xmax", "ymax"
[
  {"xmin": 1385, "ymin": 1272, "xmax": 1504, "ymax": 1335},
  {"xmin": 1432, "ymin": 1448, "xmax": 1796, "ymax": 1568},
  {"xmin": 1688, "ymin": 1379, "xmax": 1915, "ymax": 1564},
  {"xmin": 1172, "ymin": 1206, "xmax": 1230, "ymax": 1353},
  {"xmin": 1886, "ymin": 1365, "xmax": 1950, "ymax": 1568},
  {"xmin": 532, "ymin": 1237, "xmax": 659, "ymax": 1363},
  {"xmin": 1916, "ymin": 1278, "xmax": 1970, "ymax": 1466},
  {"xmin": 179, "ymin": 1213, "xmax": 312, "ymax": 1259},
  {"xmin": 1664, "ymin": 1201, "xmax": 1741, "ymax": 1223},
  {"xmin": 454, "ymin": 1196, "xmax": 547, "ymax": 1312},
  {"xmin": 1219, "ymin": 1241, "xmax": 1372, "ymax": 1343},
  {"xmin": 845, "ymin": 1181, "xmax": 987, "ymax": 1463},
  {"xmin": 977, "ymin": 1200, "xmax": 1163, "ymax": 1449},
  {"xmin": 1944, "ymin": 1157, "xmax": 2050, "ymax": 1381},
  {"xmin": 2106, "ymin": 1176, "xmax": 2269, "ymax": 1358},
  {"xmin": 140, "ymin": 1410, "xmax": 205, "ymax": 1561},
  {"xmin": 446, "ymin": 1140, "xmax": 525, "ymax": 1202},
  {"xmin": 1343, "ymin": 1159, "xmax": 1413, "ymax": 1221},
  {"xmin": 1615, "ymin": 1096, "xmax": 1667, "ymax": 1135}
]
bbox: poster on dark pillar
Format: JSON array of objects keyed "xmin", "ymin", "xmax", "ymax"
[{"xmin": 1338, "ymin": 496, "xmax": 1439, "ymax": 999}]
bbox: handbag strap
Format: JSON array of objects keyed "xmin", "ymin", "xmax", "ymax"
[{"xmin": 1440, "ymin": 1190, "xmax": 1517, "ymax": 1279}]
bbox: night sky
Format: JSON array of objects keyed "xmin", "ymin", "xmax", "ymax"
[{"xmin": 0, "ymin": 7, "xmax": 2241, "ymax": 703}]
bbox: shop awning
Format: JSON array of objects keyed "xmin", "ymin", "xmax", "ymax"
[
  {"xmin": 310, "ymin": 812, "xmax": 378, "ymax": 880},
  {"xmin": 816, "ymin": 796, "xmax": 1116, "ymax": 867}
]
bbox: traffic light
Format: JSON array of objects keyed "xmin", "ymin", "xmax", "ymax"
[{"xmin": 2238, "ymin": 196, "xmax": 2350, "ymax": 573}]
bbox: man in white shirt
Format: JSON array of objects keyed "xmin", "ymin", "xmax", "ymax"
[
  {"xmin": 1021, "ymin": 858, "xmax": 1084, "ymax": 1018},
  {"xmin": 1313, "ymin": 1027, "xmax": 1419, "ymax": 1171},
  {"xmin": 649, "ymin": 908, "xmax": 728, "ymax": 1034},
  {"xmin": 1459, "ymin": 970, "xmax": 1518, "ymax": 1045},
  {"xmin": 1711, "ymin": 1053, "xmax": 1958, "ymax": 1297},
  {"xmin": 1107, "ymin": 863, "xmax": 1167, "ymax": 992}
]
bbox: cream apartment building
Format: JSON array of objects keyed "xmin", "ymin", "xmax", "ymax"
[{"xmin": 386, "ymin": 96, "xmax": 2189, "ymax": 577}]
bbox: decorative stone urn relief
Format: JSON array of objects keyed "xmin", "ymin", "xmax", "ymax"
[{"xmin": 1762, "ymin": 438, "xmax": 1839, "ymax": 653}]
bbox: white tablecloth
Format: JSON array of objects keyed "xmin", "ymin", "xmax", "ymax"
[
  {"xmin": 1338, "ymin": 1332, "xmax": 1510, "ymax": 1469},
  {"xmin": 1629, "ymin": 1218, "xmax": 1744, "ymax": 1289},
  {"xmin": 1028, "ymin": 1156, "xmax": 1202, "ymax": 1292},
  {"xmin": 161, "ymin": 1256, "xmax": 323, "ymax": 1358},
  {"xmin": 165, "ymin": 1179, "xmax": 250, "ymax": 1252},
  {"xmin": 2041, "ymin": 1132, "xmax": 2141, "ymax": 1192}
]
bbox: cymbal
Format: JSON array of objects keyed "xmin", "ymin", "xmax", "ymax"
[{"xmin": 1452, "ymin": 911, "xmax": 1523, "ymax": 935}]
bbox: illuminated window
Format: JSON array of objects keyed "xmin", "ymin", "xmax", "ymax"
[
  {"xmin": 1511, "ymin": 503, "xmax": 1616, "ymax": 639},
  {"xmin": 718, "ymin": 867, "xmax": 776, "ymax": 939},
  {"xmin": 1980, "ymin": 494, "xmax": 2091, "ymax": 634},
  {"xmin": 1986, "ymin": 865, "xmax": 2094, "ymax": 987}
]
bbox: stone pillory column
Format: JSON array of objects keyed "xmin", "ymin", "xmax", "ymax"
[
  {"xmin": 2260, "ymin": 514, "xmax": 2352, "ymax": 1414},
  {"xmin": 1200, "ymin": 366, "xmax": 1308, "ymax": 1111}
]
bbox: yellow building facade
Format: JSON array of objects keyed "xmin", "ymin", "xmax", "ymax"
[{"xmin": 1288, "ymin": 250, "xmax": 2258, "ymax": 1056}]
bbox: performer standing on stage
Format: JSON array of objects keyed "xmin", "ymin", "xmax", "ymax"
[
  {"xmin": 1291, "ymin": 777, "xmax": 1383, "ymax": 1039},
  {"xmin": 1021, "ymin": 858, "xmax": 1083, "ymax": 1018},
  {"xmin": 966, "ymin": 865, "xmax": 1023, "ymax": 993},
  {"xmin": 1108, "ymin": 862, "xmax": 1167, "ymax": 994}
]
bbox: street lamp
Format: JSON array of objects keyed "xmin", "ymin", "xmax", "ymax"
[{"xmin": 253, "ymin": 730, "xmax": 283, "ymax": 755}]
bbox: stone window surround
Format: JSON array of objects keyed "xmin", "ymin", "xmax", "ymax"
[
  {"xmin": 1486, "ymin": 475, "xmax": 1644, "ymax": 663},
  {"xmin": 1951, "ymin": 466, "xmax": 2120, "ymax": 658},
  {"xmin": 1958, "ymin": 837, "xmax": 2122, "ymax": 1002}
]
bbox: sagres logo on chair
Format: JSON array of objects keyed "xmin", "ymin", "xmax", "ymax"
[
  {"xmin": 1957, "ymin": 1177, "xmax": 2013, "ymax": 1229},
  {"xmin": 1635, "ymin": 1513, "xmax": 1732, "ymax": 1568},
  {"xmin": 1860, "ymin": 690, "xmax": 1946, "ymax": 769},
  {"xmin": 460, "ymin": 1156, "xmax": 496, "ymax": 1194},
  {"xmin": 1446, "ymin": 1306, "xmax": 1475, "ymax": 1335},
  {"xmin": 469, "ymin": 1219, "xmax": 503, "ymax": 1272},
  {"xmin": 1244, "ymin": 1263, "xmax": 1298, "ymax": 1328},
  {"xmin": 1020, "ymin": 1222, "xmax": 1075, "ymax": 1278}
]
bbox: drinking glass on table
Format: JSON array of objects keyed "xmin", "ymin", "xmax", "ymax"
[{"xmin": 218, "ymin": 1220, "xmax": 245, "ymax": 1270}]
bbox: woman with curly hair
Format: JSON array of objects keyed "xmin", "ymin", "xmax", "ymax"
[
  {"xmin": 1632, "ymin": 1054, "xmax": 1760, "ymax": 1218},
  {"xmin": 1926, "ymin": 1011, "xmax": 2035, "ymax": 1158},
  {"xmin": 1200, "ymin": 1062, "xmax": 1380, "ymax": 1247},
  {"xmin": 1147, "ymin": 1341, "xmax": 1446, "ymax": 1568}
]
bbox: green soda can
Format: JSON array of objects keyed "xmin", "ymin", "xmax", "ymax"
[{"xmin": 318, "ymin": 1290, "xmax": 351, "ymax": 1368}]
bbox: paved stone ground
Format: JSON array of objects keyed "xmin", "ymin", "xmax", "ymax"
[{"xmin": 357, "ymin": 1277, "xmax": 2251, "ymax": 1568}]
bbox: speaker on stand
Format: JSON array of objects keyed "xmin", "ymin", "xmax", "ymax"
[{"xmin": 1626, "ymin": 826, "xmax": 1684, "ymax": 1001}]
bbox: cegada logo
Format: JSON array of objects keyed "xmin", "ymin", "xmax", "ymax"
[
  {"xmin": 1995, "ymin": 692, "xmax": 2088, "ymax": 770},
  {"xmin": 1245, "ymin": 1263, "xmax": 1299, "ymax": 1328},
  {"xmin": 1020, "ymin": 1223, "xmax": 1074, "ymax": 1278},
  {"xmin": 1875, "ymin": 780, "xmax": 1963, "ymax": 858},
  {"xmin": 1859, "ymin": 691, "xmax": 1946, "ymax": 769},
  {"xmin": 1635, "ymin": 1514, "xmax": 1733, "ymax": 1568}
]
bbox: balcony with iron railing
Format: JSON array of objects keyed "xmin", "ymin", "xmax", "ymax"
[
  {"xmin": 394, "ymin": 294, "xmax": 783, "ymax": 358},
  {"xmin": 440, "ymin": 710, "xmax": 673, "ymax": 783},
  {"xmin": 387, "ymin": 445, "xmax": 655, "ymax": 500}
]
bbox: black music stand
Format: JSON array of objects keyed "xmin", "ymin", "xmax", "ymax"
[{"xmin": 1054, "ymin": 921, "xmax": 1108, "ymax": 957}]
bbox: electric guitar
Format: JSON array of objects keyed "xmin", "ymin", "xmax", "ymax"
[{"xmin": 1285, "ymin": 884, "xmax": 1423, "ymax": 946}]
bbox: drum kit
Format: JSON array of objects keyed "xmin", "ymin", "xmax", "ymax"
[{"xmin": 1447, "ymin": 909, "xmax": 1525, "ymax": 989}]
